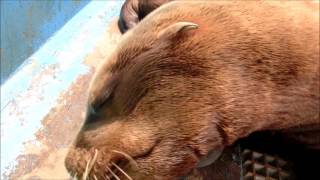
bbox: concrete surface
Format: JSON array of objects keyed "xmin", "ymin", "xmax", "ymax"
[
  {"xmin": 0, "ymin": 0, "xmax": 90, "ymax": 84},
  {"xmin": 1, "ymin": 1, "xmax": 123, "ymax": 179}
]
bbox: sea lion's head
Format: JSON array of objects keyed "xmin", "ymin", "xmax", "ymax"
[{"xmin": 65, "ymin": 20, "xmax": 225, "ymax": 180}]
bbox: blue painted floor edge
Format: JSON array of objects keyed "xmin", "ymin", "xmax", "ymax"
[{"xmin": 1, "ymin": 1, "xmax": 123, "ymax": 178}]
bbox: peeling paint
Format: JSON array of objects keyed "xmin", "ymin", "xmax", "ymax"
[
  {"xmin": 5, "ymin": 18, "xmax": 122, "ymax": 179},
  {"xmin": 8, "ymin": 73, "xmax": 92, "ymax": 179},
  {"xmin": 1, "ymin": 1, "xmax": 123, "ymax": 179}
]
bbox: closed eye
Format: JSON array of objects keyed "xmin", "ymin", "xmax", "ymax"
[
  {"xmin": 91, "ymin": 74, "xmax": 119, "ymax": 113},
  {"xmin": 86, "ymin": 92, "xmax": 115, "ymax": 125},
  {"xmin": 92, "ymin": 90, "xmax": 114, "ymax": 112}
]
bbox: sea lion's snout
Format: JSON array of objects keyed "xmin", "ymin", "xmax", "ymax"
[{"xmin": 65, "ymin": 147, "xmax": 141, "ymax": 179}]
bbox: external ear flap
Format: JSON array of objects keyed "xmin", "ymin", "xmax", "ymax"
[{"xmin": 157, "ymin": 22, "xmax": 198, "ymax": 39}]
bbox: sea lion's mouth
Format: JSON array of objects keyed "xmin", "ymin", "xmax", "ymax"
[
  {"xmin": 103, "ymin": 150, "xmax": 139, "ymax": 180},
  {"xmin": 73, "ymin": 149, "xmax": 139, "ymax": 180},
  {"xmin": 68, "ymin": 139, "xmax": 161, "ymax": 180}
]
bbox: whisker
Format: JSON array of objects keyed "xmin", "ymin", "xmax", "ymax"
[
  {"xmin": 106, "ymin": 166, "xmax": 121, "ymax": 180},
  {"xmin": 104, "ymin": 168, "xmax": 111, "ymax": 180},
  {"xmin": 111, "ymin": 162, "xmax": 133, "ymax": 180},
  {"xmin": 105, "ymin": 168, "xmax": 112, "ymax": 180},
  {"xmin": 83, "ymin": 157, "xmax": 91, "ymax": 180},
  {"xmin": 83, "ymin": 149, "xmax": 99, "ymax": 180},
  {"xmin": 111, "ymin": 150, "xmax": 138, "ymax": 170},
  {"xmin": 71, "ymin": 172, "xmax": 77, "ymax": 180},
  {"xmin": 105, "ymin": 175, "xmax": 111, "ymax": 180},
  {"xmin": 93, "ymin": 175, "xmax": 98, "ymax": 180}
]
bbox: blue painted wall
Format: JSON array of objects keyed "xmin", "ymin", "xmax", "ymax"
[{"xmin": 0, "ymin": 0, "xmax": 90, "ymax": 84}]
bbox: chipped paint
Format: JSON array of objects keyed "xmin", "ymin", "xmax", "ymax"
[
  {"xmin": 10, "ymin": 73, "xmax": 92, "ymax": 179},
  {"xmin": 1, "ymin": 1, "xmax": 123, "ymax": 179}
]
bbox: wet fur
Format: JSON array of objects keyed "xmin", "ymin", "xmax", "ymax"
[{"xmin": 66, "ymin": 1, "xmax": 319, "ymax": 179}]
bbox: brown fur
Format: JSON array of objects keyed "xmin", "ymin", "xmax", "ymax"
[{"xmin": 65, "ymin": 1, "xmax": 319, "ymax": 179}]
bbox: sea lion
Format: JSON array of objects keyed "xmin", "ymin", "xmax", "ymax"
[
  {"xmin": 118, "ymin": 0, "xmax": 171, "ymax": 33},
  {"xmin": 65, "ymin": 1, "xmax": 319, "ymax": 179}
]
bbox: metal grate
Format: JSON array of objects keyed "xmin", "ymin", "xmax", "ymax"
[{"xmin": 242, "ymin": 149, "xmax": 292, "ymax": 180}]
